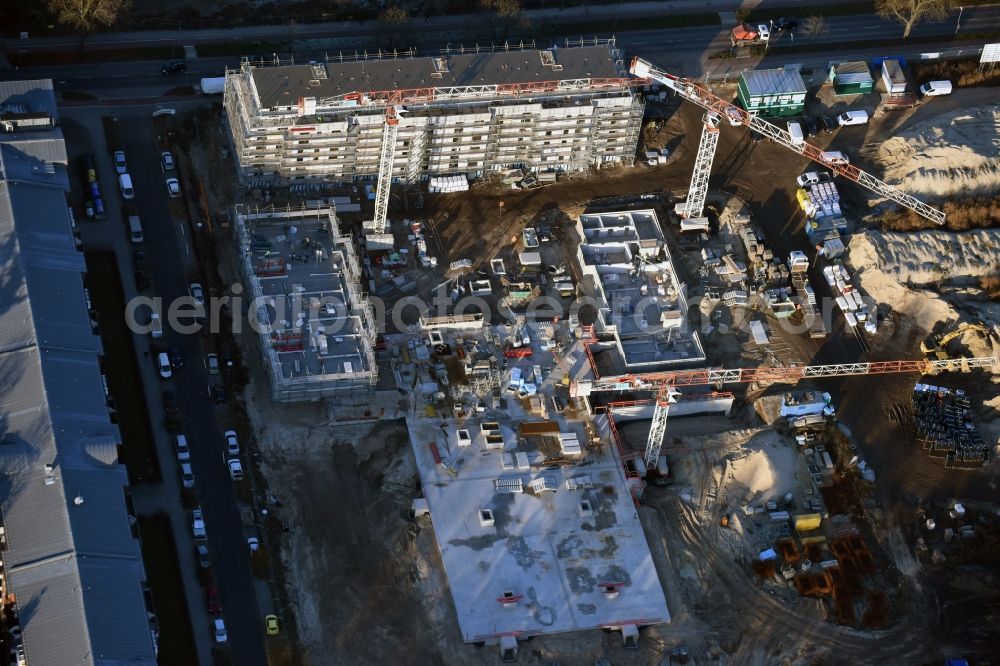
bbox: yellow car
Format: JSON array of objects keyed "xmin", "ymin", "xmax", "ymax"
[{"xmin": 265, "ymin": 614, "xmax": 279, "ymax": 636}]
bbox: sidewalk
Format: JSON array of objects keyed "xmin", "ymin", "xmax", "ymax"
[{"xmin": 7, "ymin": 0, "xmax": 839, "ymax": 51}]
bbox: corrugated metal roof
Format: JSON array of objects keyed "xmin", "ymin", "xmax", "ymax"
[
  {"xmin": 741, "ymin": 68, "xmax": 807, "ymax": 97},
  {"xmin": 833, "ymin": 61, "xmax": 873, "ymax": 85},
  {"xmin": 251, "ymin": 45, "xmax": 623, "ymax": 109},
  {"xmin": 0, "ymin": 79, "xmax": 58, "ymax": 119},
  {"xmin": 0, "ymin": 80, "xmax": 155, "ymax": 665}
]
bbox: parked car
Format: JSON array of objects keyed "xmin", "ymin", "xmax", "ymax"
[
  {"xmin": 180, "ymin": 462, "xmax": 195, "ymax": 489},
  {"xmin": 265, "ymin": 615, "xmax": 280, "ymax": 636},
  {"xmin": 774, "ymin": 17, "xmax": 798, "ymax": 31},
  {"xmin": 819, "ymin": 115, "xmax": 839, "ymax": 133},
  {"xmin": 195, "ymin": 544, "xmax": 211, "ymax": 568},
  {"xmin": 161, "ymin": 151, "xmax": 175, "ymax": 171},
  {"xmin": 192, "ymin": 508, "xmax": 206, "ymax": 538},
  {"xmin": 837, "ymin": 110, "xmax": 869, "ymax": 126},
  {"xmin": 189, "ymin": 282, "xmax": 205, "ymax": 307},
  {"xmin": 206, "ymin": 353, "xmax": 220, "ymax": 375},
  {"xmin": 176, "ymin": 434, "xmax": 190, "ymax": 462},
  {"xmin": 212, "ymin": 385, "xmax": 227, "ymax": 405},
  {"xmin": 114, "ymin": 151, "xmax": 127, "ymax": 175},
  {"xmin": 786, "ymin": 121, "xmax": 804, "ymax": 146},
  {"xmin": 227, "ymin": 458, "xmax": 244, "ymax": 481},
  {"xmin": 161, "ymin": 60, "xmax": 186, "ymax": 74},
  {"xmin": 224, "ymin": 430, "xmax": 240, "ymax": 456},
  {"xmin": 206, "ymin": 585, "xmax": 222, "ymax": 614},
  {"xmin": 162, "ymin": 390, "xmax": 179, "ymax": 417},
  {"xmin": 157, "ymin": 352, "xmax": 172, "ymax": 379},
  {"xmin": 166, "ymin": 177, "xmax": 181, "ymax": 198},
  {"xmin": 248, "ymin": 536, "xmax": 260, "ymax": 553},
  {"xmin": 213, "ymin": 618, "xmax": 228, "ymax": 644},
  {"xmin": 801, "ymin": 116, "xmax": 818, "ymax": 138},
  {"xmin": 919, "ymin": 80, "xmax": 952, "ymax": 96},
  {"xmin": 796, "ymin": 171, "xmax": 831, "ymax": 187},
  {"xmin": 170, "ymin": 345, "xmax": 184, "ymax": 368},
  {"xmin": 819, "ymin": 150, "xmax": 850, "ymax": 165}
]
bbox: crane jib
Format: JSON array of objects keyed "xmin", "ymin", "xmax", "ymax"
[{"xmin": 628, "ymin": 57, "xmax": 946, "ymax": 225}]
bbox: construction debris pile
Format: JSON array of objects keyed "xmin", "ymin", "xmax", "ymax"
[{"xmin": 912, "ymin": 384, "xmax": 989, "ymax": 467}]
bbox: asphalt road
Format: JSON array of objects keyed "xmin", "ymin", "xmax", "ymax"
[
  {"xmin": 119, "ymin": 116, "xmax": 266, "ymax": 665},
  {"xmin": 2, "ymin": 5, "xmax": 997, "ymax": 96}
]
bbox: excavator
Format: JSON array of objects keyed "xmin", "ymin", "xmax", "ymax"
[{"xmin": 921, "ymin": 322, "xmax": 996, "ymax": 360}]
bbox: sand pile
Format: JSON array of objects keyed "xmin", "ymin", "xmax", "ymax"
[
  {"xmin": 848, "ymin": 228, "xmax": 1000, "ymax": 286},
  {"xmin": 727, "ymin": 430, "xmax": 798, "ymax": 504},
  {"xmin": 878, "ymin": 105, "xmax": 1000, "ymax": 198}
]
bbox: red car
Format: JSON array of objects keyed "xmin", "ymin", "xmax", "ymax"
[{"xmin": 206, "ymin": 585, "xmax": 222, "ymax": 615}]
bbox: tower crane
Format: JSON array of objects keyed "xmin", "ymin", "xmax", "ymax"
[
  {"xmin": 367, "ymin": 105, "xmax": 402, "ymax": 235},
  {"xmin": 629, "ymin": 57, "xmax": 946, "ymax": 225},
  {"xmin": 572, "ymin": 353, "xmax": 997, "ymax": 469}
]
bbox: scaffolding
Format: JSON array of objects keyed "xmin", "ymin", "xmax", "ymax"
[{"xmin": 233, "ymin": 204, "xmax": 378, "ymax": 402}]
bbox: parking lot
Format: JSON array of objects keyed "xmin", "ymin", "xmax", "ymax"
[{"xmin": 64, "ymin": 106, "xmax": 268, "ymax": 664}]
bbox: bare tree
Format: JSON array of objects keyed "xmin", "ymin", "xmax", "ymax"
[
  {"xmin": 480, "ymin": 0, "xmax": 530, "ymax": 44},
  {"xmin": 801, "ymin": 14, "xmax": 828, "ymax": 40},
  {"xmin": 875, "ymin": 0, "xmax": 954, "ymax": 39},
  {"xmin": 377, "ymin": 6, "xmax": 410, "ymax": 51},
  {"xmin": 46, "ymin": 0, "xmax": 131, "ymax": 50}
]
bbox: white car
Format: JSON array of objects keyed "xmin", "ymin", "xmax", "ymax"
[
  {"xmin": 224, "ymin": 430, "xmax": 240, "ymax": 456},
  {"xmin": 227, "ymin": 458, "xmax": 244, "ymax": 481},
  {"xmin": 919, "ymin": 80, "xmax": 952, "ymax": 96},
  {"xmin": 757, "ymin": 24, "xmax": 770, "ymax": 41},
  {"xmin": 248, "ymin": 536, "xmax": 260, "ymax": 553},
  {"xmin": 192, "ymin": 508, "xmax": 206, "ymax": 538},
  {"xmin": 796, "ymin": 171, "xmax": 830, "ymax": 187},
  {"xmin": 114, "ymin": 151, "xmax": 127, "ymax": 175},
  {"xmin": 189, "ymin": 282, "xmax": 205, "ymax": 307},
  {"xmin": 206, "ymin": 353, "xmax": 220, "ymax": 375},
  {"xmin": 819, "ymin": 150, "xmax": 850, "ymax": 165},
  {"xmin": 157, "ymin": 352, "xmax": 172, "ymax": 379},
  {"xmin": 176, "ymin": 434, "xmax": 190, "ymax": 462},
  {"xmin": 180, "ymin": 462, "xmax": 195, "ymax": 489},
  {"xmin": 161, "ymin": 151, "xmax": 175, "ymax": 171},
  {"xmin": 837, "ymin": 110, "xmax": 869, "ymax": 126},
  {"xmin": 213, "ymin": 618, "xmax": 228, "ymax": 644},
  {"xmin": 166, "ymin": 177, "xmax": 181, "ymax": 198},
  {"xmin": 786, "ymin": 121, "xmax": 804, "ymax": 146},
  {"xmin": 150, "ymin": 312, "xmax": 163, "ymax": 339}
]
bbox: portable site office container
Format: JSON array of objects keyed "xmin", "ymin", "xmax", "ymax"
[
  {"xmin": 830, "ymin": 61, "xmax": 874, "ymax": 95},
  {"xmin": 737, "ymin": 68, "xmax": 807, "ymax": 117}
]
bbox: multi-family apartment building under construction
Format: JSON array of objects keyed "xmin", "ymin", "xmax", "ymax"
[{"xmin": 223, "ymin": 41, "xmax": 644, "ymax": 185}]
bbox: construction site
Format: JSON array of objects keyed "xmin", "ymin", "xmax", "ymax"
[{"xmin": 179, "ymin": 43, "xmax": 1000, "ymax": 665}]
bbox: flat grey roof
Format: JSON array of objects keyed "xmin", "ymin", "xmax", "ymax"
[
  {"xmin": 251, "ymin": 45, "xmax": 622, "ymax": 109},
  {"xmin": 0, "ymin": 80, "xmax": 155, "ymax": 666},
  {"xmin": 407, "ymin": 417, "xmax": 670, "ymax": 641},
  {"xmin": 741, "ymin": 68, "xmax": 807, "ymax": 96}
]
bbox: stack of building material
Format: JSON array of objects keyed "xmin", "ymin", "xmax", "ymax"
[
  {"xmin": 559, "ymin": 432, "xmax": 583, "ymax": 456},
  {"xmin": 428, "ymin": 175, "xmax": 469, "ymax": 193}
]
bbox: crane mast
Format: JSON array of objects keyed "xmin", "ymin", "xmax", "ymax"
[
  {"xmin": 367, "ymin": 105, "xmax": 400, "ymax": 235},
  {"xmin": 629, "ymin": 57, "xmax": 946, "ymax": 225},
  {"xmin": 682, "ymin": 112, "xmax": 722, "ymax": 222}
]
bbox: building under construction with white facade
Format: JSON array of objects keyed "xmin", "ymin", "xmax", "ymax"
[
  {"xmin": 223, "ymin": 41, "xmax": 643, "ymax": 185},
  {"xmin": 234, "ymin": 205, "xmax": 377, "ymax": 402},
  {"xmin": 575, "ymin": 209, "xmax": 706, "ymax": 371}
]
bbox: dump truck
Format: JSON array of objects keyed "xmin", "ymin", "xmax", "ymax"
[{"xmin": 731, "ymin": 23, "xmax": 770, "ymax": 47}]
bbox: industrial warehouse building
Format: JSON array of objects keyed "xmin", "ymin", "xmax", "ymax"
[
  {"xmin": 737, "ymin": 68, "xmax": 807, "ymax": 117},
  {"xmin": 829, "ymin": 61, "xmax": 874, "ymax": 95},
  {"xmin": 0, "ymin": 80, "xmax": 157, "ymax": 664},
  {"xmin": 223, "ymin": 41, "xmax": 644, "ymax": 185}
]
